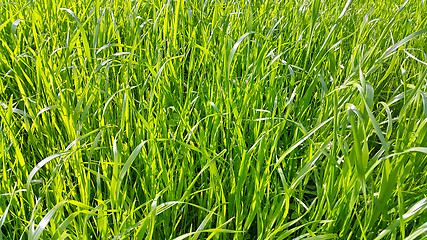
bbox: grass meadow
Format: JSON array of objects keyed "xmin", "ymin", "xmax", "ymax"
[{"xmin": 1, "ymin": 0, "xmax": 427, "ymax": 239}]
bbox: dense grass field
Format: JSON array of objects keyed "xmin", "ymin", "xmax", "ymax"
[{"xmin": 1, "ymin": 0, "xmax": 427, "ymax": 239}]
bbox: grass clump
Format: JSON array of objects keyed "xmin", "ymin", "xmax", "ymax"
[{"xmin": 1, "ymin": 0, "xmax": 427, "ymax": 239}]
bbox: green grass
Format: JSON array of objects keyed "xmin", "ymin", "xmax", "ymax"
[{"xmin": 1, "ymin": 0, "xmax": 427, "ymax": 239}]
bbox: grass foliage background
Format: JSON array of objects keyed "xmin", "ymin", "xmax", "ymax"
[{"xmin": 1, "ymin": 0, "xmax": 427, "ymax": 239}]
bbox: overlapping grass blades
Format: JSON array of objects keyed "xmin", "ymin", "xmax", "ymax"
[{"xmin": 1, "ymin": 0, "xmax": 426, "ymax": 239}]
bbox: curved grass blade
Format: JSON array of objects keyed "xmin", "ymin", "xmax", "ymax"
[
  {"xmin": 273, "ymin": 117, "xmax": 333, "ymax": 171},
  {"xmin": 115, "ymin": 140, "xmax": 150, "ymax": 203},
  {"xmin": 374, "ymin": 198, "xmax": 427, "ymax": 240},
  {"xmin": 29, "ymin": 201, "xmax": 67, "ymax": 240},
  {"xmin": 26, "ymin": 152, "xmax": 72, "ymax": 190}
]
